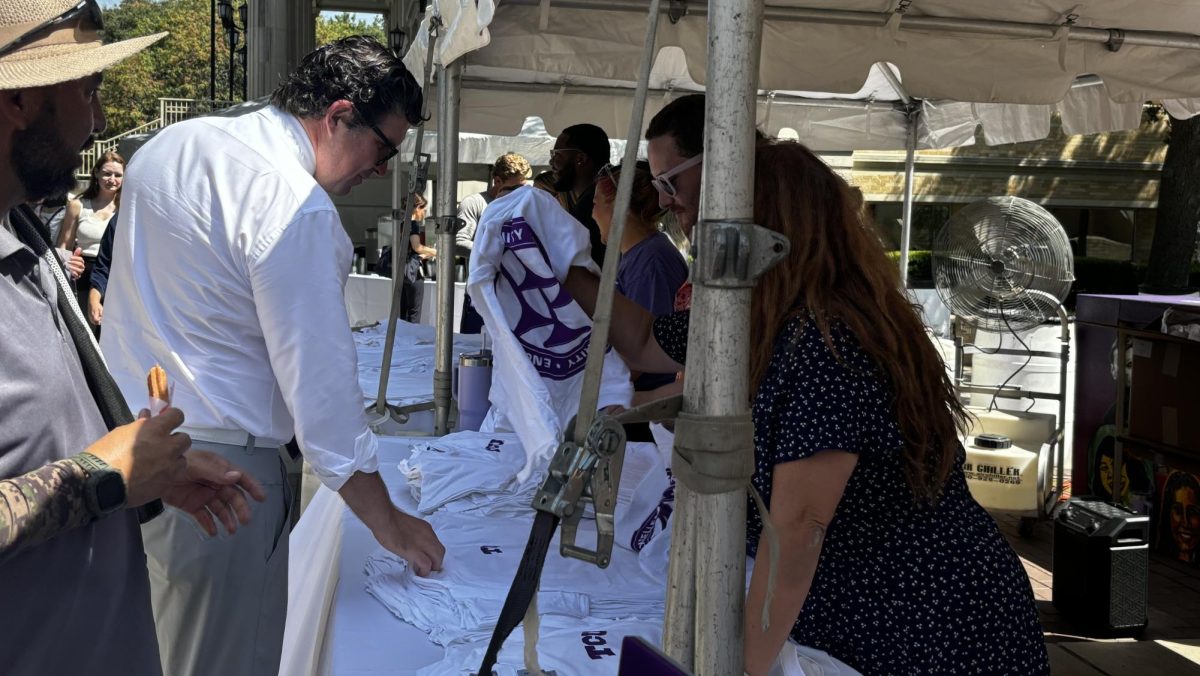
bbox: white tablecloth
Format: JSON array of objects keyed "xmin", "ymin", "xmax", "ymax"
[
  {"xmin": 283, "ymin": 438, "xmax": 445, "ymax": 676},
  {"xmin": 344, "ymin": 276, "xmax": 470, "ymax": 331},
  {"xmin": 344, "ymin": 274, "xmax": 394, "ymax": 328},
  {"xmin": 417, "ymin": 279, "xmax": 468, "ymax": 331}
]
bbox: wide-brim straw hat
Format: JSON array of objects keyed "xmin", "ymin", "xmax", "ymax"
[{"xmin": 0, "ymin": 0, "xmax": 167, "ymax": 90}]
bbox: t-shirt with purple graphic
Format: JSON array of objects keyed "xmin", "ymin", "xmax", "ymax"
[{"xmin": 466, "ymin": 186, "xmax": 633, "ymax": 483}]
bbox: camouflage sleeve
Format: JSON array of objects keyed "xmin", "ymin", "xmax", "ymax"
[{"xmin": 0, "ymin": 457, "xmax": 93, "ymax": 565}]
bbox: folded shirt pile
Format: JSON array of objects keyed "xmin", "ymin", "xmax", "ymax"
[
  {"xmin": 364, "ymin": 510, "xmax": 665, "ymax": 647},
  {"xmin": 398, "ymin": 431, "xmax": 533, "ymax": 517}
]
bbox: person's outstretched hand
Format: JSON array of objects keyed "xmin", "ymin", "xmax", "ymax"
[{"xmin": 163, "ymin": 449, "xmax": 267, "ymax": 536}]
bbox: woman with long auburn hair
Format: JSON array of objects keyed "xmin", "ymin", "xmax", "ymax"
[{"xmin": 565, "ymin": 139, "xmax": 1048, "ymax": 675}]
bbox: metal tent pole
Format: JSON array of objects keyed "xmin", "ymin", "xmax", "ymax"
[
  {"xmin": 434, "ymin": 60, "xmax": 463, "ymax": 436},
  {"xmin": 898, "ymin": 109, "xmax": 917, "ymax": 287},
  {"xmin": 669, "ymin": 1, "xmax": 765, "ymax": 673}
]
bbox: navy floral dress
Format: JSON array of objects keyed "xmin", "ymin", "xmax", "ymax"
[{"xmin": 652, "ymin": 310, "xmax": 1049, "ymax": 676}]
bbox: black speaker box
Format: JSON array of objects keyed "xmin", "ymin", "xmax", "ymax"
[{"xmin": 1052, "ymin": 497, "xmax": 1150, "ymax": 635}]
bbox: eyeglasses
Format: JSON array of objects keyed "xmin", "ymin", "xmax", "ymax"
[
  {"xmin": 0, "ymin": 0, "xmax": 104, "ymax": 59},
  {"xmin": 651, "ymin": 153, "xmax": 703, "ymax": 197},
  {"xmin": 549, "ymin": 148, "xmax": 582, "ymax": 165},
  {"xmin": 352, "ymin": 103, "xmax": 399, "ymax": 167}
]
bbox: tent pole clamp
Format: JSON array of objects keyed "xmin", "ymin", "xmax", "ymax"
[
  {"xmin": 668, "ymin": 0, "xmax": 688, "ymax": 24},
  {"xmin": 692, "ymin": 219, "xmax": 790, "ymax": 288},
  {"xmin": 531, "ymin": 413, "xmax": 627, "ymax": 568},
  {"xmin": 434, "ymin": 215, "xmax": 465, "ymax": 236}
]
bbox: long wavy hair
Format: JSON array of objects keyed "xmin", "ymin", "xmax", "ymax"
[
  {"xmin": 749, "ymin": 139, "xmax": 969, "ymax": 502},
  {"xmin": 81, "ymin": 150, "xmax": 124, "ymax": 206}
]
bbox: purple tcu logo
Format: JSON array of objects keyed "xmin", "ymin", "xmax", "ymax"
[
  {"xmin": 630, "ymin": 469, "xmax": 675, "ymax": 552},
  {"xmin": 498, "ymin": 216, "xmax": 590, "ymax": 381},
  {"xmin": 581, "ymin": 631, "xmax": 615, "ymax": 660},
  {"xmin": 480, "ymin": 546, "xmax": 503, "ymax": 555},
  {"xmin": 485, "ymin": 439, "xmax": 504, "ymax": 453}
]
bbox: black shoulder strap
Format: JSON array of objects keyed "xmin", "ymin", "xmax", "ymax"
[
  {"xmin": 10, "ymin": 205, "xmax": 134, "ymax": 429},
  {"xmin": 8, "ymin": 205, "xmax": 162, "ymax": 521}
]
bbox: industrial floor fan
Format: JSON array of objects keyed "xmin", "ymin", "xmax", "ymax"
[{"xmin": 932, "ymin": 196, "xmax": 1076, "ymax": 536}]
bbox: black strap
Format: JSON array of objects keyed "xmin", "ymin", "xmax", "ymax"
[
  {"xmin": 477, "ymin": 511, "xmax": 561, "ymax": 675},
  {"xmin": 9, "ymin": 205, "xmax": 163, "ymax": 522}
]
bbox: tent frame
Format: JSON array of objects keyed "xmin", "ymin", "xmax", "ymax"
[{"xmin": 406, "ymin": 0, "xmax": 1200, "ymax": 671}]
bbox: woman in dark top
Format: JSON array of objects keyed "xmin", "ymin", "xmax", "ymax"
[{"xmin": 565, "ymin": 139, "xmax": 1048, "ymax": 675}]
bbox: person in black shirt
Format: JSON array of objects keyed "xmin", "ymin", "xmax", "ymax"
[
  {"xmin": 550, "ymin": 123, "xmax": 610, "ymax": 268},
  {"xmin": 377, "ymin": 193, "xmax": 435, "ymax": 323}
]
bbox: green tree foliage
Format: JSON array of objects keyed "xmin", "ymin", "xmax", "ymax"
[
  {"xmin": 316, "ymin": 12, "xmax": 386, "ymax": 46},
  {"xmin": 101, "ymin": 0, "xmax": 230, "ymax": 134}
]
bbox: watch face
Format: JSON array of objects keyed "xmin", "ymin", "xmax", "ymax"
[{"xmin": 95, "ymin": 474, "xmax": 126, "ymax": 512}]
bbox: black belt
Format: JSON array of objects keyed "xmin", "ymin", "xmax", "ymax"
[{"xmin": 477, "ymin": 510, "xmax": 560, "ymax": 675}]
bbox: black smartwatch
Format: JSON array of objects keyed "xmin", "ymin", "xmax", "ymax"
[{"xmin": 75, "ymin": 452, "xmax": 128, "ymax": 518}]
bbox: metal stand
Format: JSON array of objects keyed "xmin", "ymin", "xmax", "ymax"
[{"xmin": 953, "ymin": 307, "xmax": 1071, "ymax": 533}]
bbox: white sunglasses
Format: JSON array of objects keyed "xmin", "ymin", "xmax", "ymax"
[{"xmin": 651, "ymin": 153, "xmax": 703, "ymax": 197}]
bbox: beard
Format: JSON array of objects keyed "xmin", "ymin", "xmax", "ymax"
[
  {"xmin": 552, "ymin": 164, "xmax": 576, "ymax": 193},
  {"xmin": 13, "ymin": 102, "xmax": 85, "ymax": 202}
]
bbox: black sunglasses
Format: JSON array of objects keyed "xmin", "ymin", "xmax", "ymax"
[
  {"xmin": 0, "ymin": 0, "xmax": 104, "ymax": 60},
  {"xmin": 352, "ymin": 103, "xmax": 399, "ymax": 167}
]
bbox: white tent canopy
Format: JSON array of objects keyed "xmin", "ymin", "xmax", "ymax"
[
  {"xmin": 406, "ymin": 0, "xmax": 1200, "ymax": 150},
  {"xmin": 397, "ymin": 115, "xmax": 646, "ymax": 166}
]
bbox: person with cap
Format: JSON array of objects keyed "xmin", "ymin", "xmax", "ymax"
[
  {"xmin": 0, "ymin": 1, "xmax": 265, "ymax": 673},
  {"xmin": 100, "ymin": 35, "xmax": 446, "ymax": 676},
  {"xmin": 551, "ymin": 123, "xmax": 611, "ymax": 268}
]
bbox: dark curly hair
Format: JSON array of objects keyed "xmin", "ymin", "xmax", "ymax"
[{"xmin": 271, "ymin": 35, "xmax": 424, "ymax": 129}]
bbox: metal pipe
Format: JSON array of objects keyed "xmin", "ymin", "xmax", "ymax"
[
  {"xmin": 434, "ymin": 60, "xmax": 463, "ymax": 436},
  {"xmin": 572, "ymin": 0, "xmax": 662, "ymax": 446},
  {"xmin": 676, "ymin": 1, "xmax": 764, "ymax": 673},
  {"xmin": 876, "ymin": 62, "xmax": 911, "ymax": 105},
  {"xmin": 459, "ymin": 77, "xmax": 905, "ymax": 112},
  {"xmin": 500, "ymin": 0, "xmax": 1200, "ymax": 51},
  {"xmin": 898, "ymin": 109, "xmax": 917, "ymax": 287},
  {"xmin": 210, "ymin": 0, "xmax": 216, "ymax": 101}
]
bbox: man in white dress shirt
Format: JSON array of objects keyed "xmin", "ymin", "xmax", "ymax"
[{"xmin": 101, "ymin": 36, "xmax": 445, "ymax": 676}]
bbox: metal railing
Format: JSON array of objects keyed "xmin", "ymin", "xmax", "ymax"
[{"xmin": 78, "ymin": 98, "xmax": 236, "ymax": 178}]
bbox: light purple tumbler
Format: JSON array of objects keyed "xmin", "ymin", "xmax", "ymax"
[{"xmin": 453, "ymin": 351, "xmax": 493, "ymax": 432}]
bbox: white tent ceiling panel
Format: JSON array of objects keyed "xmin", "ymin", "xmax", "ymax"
[
  {"xmin": 404, "ymin": 0, "xmax": 1200, "ymax": 149},
  {"xmin": 415, "ymin": 1, "xmax": 1200, "ymax": 104},
  {"xmin": 1058, "ymin": 84, "xmax": 1144, "ymax": 136}
]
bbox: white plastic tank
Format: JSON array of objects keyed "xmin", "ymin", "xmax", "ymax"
[{"xmin": 961, "ymin": 409, "xmax": 1055, "ymax": 512}]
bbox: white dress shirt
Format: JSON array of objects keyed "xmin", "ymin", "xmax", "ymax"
[{"xmin": 101, "ymin": 105, "xmax": 378, "ymax": 490}]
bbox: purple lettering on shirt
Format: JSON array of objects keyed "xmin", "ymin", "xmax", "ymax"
[{"xmin": 498, "ymin": 216, "xmax": 590, "ymax": 381}]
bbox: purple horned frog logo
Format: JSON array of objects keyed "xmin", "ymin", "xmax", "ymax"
[
  {"xmin": 497, "ymin": 216, "xmax": 590, "ymax": 381},
  {"xmin": 630, "ymin": 468, "xmax": 675, "ymax": 552}
]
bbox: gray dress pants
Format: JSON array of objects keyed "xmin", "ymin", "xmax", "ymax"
[{"xmin": 142, "ymin": 438, "xmax": 293, "ymax": 676}]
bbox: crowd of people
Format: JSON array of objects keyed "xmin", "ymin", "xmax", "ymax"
[{"xmin": 0, "ymin": 2, "xmax": 1051, "ymax": 675}]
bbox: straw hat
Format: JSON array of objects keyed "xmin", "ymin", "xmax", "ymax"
[{"xmin": 0, "ymin": 0, "xmax": 167, "ymax": 90}]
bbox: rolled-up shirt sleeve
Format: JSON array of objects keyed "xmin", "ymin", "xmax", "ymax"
[{"xmin": 248, "ymin": 207, "xmax": 379, "ymax": 491}]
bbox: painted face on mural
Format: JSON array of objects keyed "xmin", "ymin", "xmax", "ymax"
[{"xmin": 1171, "ymin": 485, "xmax": 1200, "ymax": 559}]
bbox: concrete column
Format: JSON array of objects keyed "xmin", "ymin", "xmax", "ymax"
[{"xmin": 246, "ymin": 0, "xmax": 315, "ymax": 100}]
